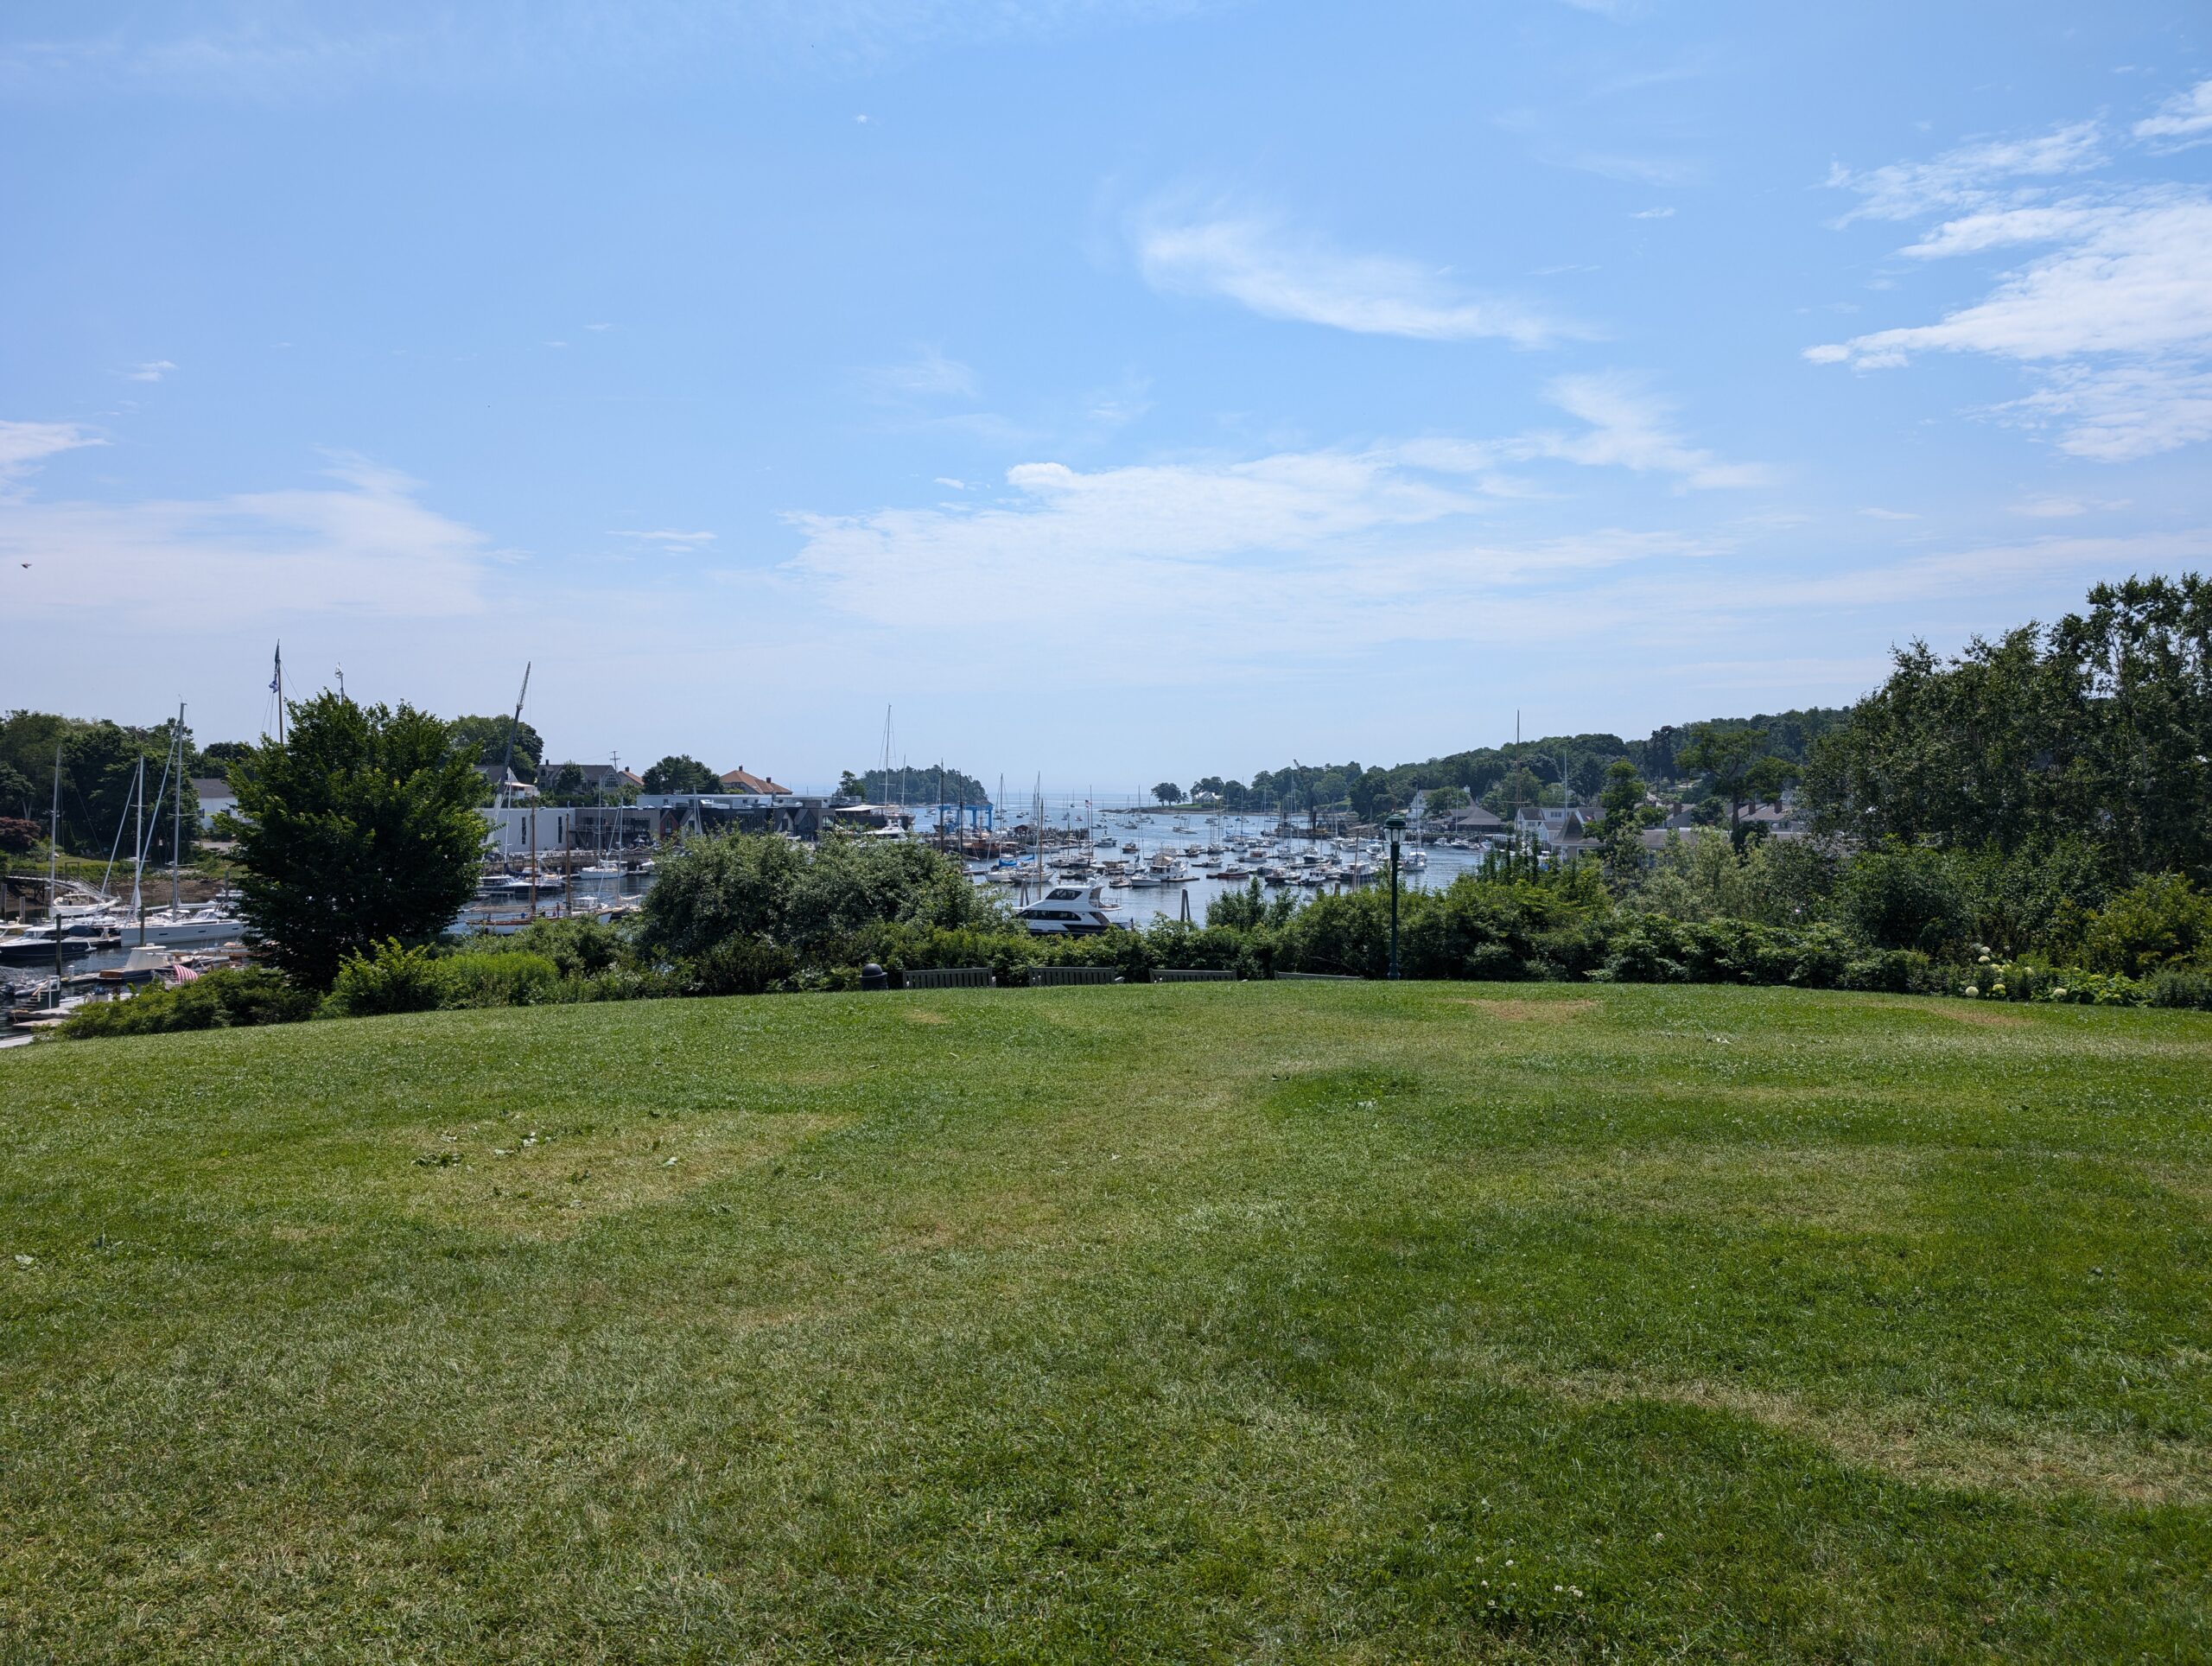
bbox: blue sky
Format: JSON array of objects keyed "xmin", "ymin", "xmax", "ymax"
[{"xmin": 4, "ymin": 0, "xmax": 2209, "ymax": 793}]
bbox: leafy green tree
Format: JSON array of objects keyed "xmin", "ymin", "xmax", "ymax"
[
  {"xmin": 1347, "ymin": 766, "xmax": 1396, "ymax": 823},
  {"xmin": 1676, "ymin": 723, "xmax": 1797, "ymax": 843},
  {"xmin": 448, "ymin": 714, "xmax": 543, "ymax": 782},
  {"xmin": 1422, "ymin": 784, "xmax": 1468, "ymax": 817},
  {"xmin": 1484, "ymin": 765, "xmax": 1546, "ymax": 816},
  {"xmin": 836, "ymin": 765, "xmax": 988, "ymax": 805},
  {"xmin": 59, "ymin": 717, "xmax": 199, "ymax": 862},
  {"xmin": 1837, "ymin": 840, "xmax": 1967, "ymax": 954},
  {"xmin": 636, "ymin": 830, "xmax": 990, "ymax": 970},
  {"xmin": 643, "ymin": 754, "xmax": 721, "ymax": 794},
  {"xmin": 636, "ymin": 832, "xmax": 805, "ymax": 962},
  {"xmin": 1599, "ymin": 760, "xmax": 1647, "ymax": 831},
  {"xmin": 0, "ymin": 760, "xmax": 32, "ymax": 821},
  {"xmin": 227, "ymin": 694, "xmax": 489, "ymax": 988},
  {"xmin": 194, "ymin": 741, "xmax": 253, "ymax": 777},
  {"xmin": 1803, "ymin": 576, "xmax": 2212, "ymax": 882},
  {"xmin": 1207, "ymin": 877, "xmax": 1298, "ymax": 930},
  {"xmin": 1152, "ymin": 782, "xmax": 1182, "ymax": 804}
]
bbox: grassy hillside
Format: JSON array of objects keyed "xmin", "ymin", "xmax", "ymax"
[{"xmin": 4, "ymin": 985, "xmax": 2210, "ymax": 1661}]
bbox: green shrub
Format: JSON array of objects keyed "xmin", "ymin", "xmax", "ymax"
[
  {"xmin": 321, "ymin": 939, "xmax": 449, "ymax": 1018},
  {"xmin": 1838, "ymin": 841, "xmax": 1967, "ymax": 955},
  {"xmin": 679, "ymin": 936, "xmax": 798, "ymax": 996},
  {"xmin": 2081, "ymin": 874, "xmax": 2212, "ymax": 977},
  {"xmin": 439, "ymin": 951, "xmax": 560, "ymax": 1008},
  {"xmin": 480, "ymin": 915, "xmax": 630, "ymax": 978},
  {"xmin": 59, "ymin": 967, "xmax": 315, "ymax": 1040},
  {"xmin": 1839, "ymin": 949, "xmax": 1940, "ymax": 994},
  {"xmin": 2144, "ymin": 967, "xmax": 2212, "ymax": 1010}
]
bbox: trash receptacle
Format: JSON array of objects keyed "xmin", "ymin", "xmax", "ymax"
[{"xmin": 859, "ymin": 962, "xmax": 887, "ymax": 992}]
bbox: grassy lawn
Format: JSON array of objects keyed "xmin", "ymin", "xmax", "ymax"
[{"xmin": 4, "ymin": 984, "xmax": 2210, "ymax": 1662}]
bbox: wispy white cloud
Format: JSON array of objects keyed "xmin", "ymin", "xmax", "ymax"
[
  {"xmin": 125, "ymin": 359, "xmax": 176, "ymax": 382},
  {"xmin": 1630, "ymin": 206, "xmax": 1675, "ymax": 219},
  {"xmin": 786, "ymin": 373, "xmax": 1761, "ymax": 662},
  {"xmin": 1133, "ymin": 204, "xmax": 1571, "ymax": 347},
  {"xmin": 1826, "ymin": 119, "xmax": 2104, "ymax": 223},
  {"xmin": 867, "ymin": 345, "xmax": 980, "ymax": 400},
  {"xmin": 1818, "ymin": 197, "xmax": 2212, "ymax": 366},
  {"xmin": 785, "ymin": 442, "xmax": 1717, "ymax": 658},
  {"xmin": 1531, "ymin": 374, "xmax": 1768, "ymax": 488},
  {"xmin": 1808, "ymin": 92, "xmax": 2212, "ymax": 461},
  {"xmin": 1397, "ymin": 376, "xmax": 1767, "ymax": 490},
  {"xmin": 2135, "ymin": 78, "xmax": 2212, "ymax": 146},
  {"xmin": 1992, "ymin": 360, "xmax": 2212, "ymax": 461},
  {"xmin": 611, "ymin": 528, "xmax": 717, "ymax": 555},
  {"xmin": 1, "ymin": 455, "xmax": 499, "ymax": 625},
  {"xmin": 2013, "ymin": 493, "xmax": 2130, "ymax": 518},
  {"xmin": 1859, "ymin": 506, "xmax": 1917, "ymax": 520},
  {"xmin": 0, "ymin": 419, "xmax": 105, "ymax": 486}
]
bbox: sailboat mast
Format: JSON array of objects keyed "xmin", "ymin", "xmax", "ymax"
[
  {"xmin": 49, "ymin": 747, "xmax": 62, "ymax": 983},
  {"xmin": 133, "ymin": 756, "xmax": 144, "ymax": 944},
  {"xmin": 171, "ymin": 703, "xmax": 186, "ymax": 916}
]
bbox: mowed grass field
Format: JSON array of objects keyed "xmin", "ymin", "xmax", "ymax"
[{"xmin": 4, "ymin": 985, "xmax": 2211, "ymax": 1662}]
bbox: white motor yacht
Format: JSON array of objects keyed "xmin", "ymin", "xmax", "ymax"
[{"xmin": 1014, "ymin": 885, "xmax": 1121, "ymax": 935}]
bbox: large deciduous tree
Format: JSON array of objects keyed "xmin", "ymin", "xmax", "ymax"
[
  {"xmin": 643, "ymin": 754, "xmax": 721, "ymax": 795},
  {"xmin": 1803, "ymin": 575, "xmax": 2211, "ymax": 881},
  {"xmin": 447, "ymin": 714, "xmax": 544, "ymax": 783},
  {"xmin": 228, "ymin": 695, "xmax": 489, "ymax": 988},
  {"xmin": 1675, "ymin": 724, "xmax": 1798, "ymax": 845}
]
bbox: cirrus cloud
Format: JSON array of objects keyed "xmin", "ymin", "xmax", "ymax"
[
  {"xmin": 1133, "ymin": 202, "xmax": 1575, "ymax": 347},
  {"xmin": 1808, "ymin": 90, "xmax": 2212, "ymax": 461}
]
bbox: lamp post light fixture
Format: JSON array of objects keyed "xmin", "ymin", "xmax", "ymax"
[{"xmin": 1384, "ymin": 812, "xmax": 1406, "ymax": 981}]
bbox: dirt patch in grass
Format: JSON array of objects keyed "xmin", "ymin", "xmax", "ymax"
[
  {"xmin": 1455, "ymin": 998, "xmax": 1599, "ymax": 1021},
  {"xmin": 1514, "ymin": 1364, "xmax": 2212, "ymax": 1504},
  {"xmin": 880, "ymin": 1196, "xmax": 1065, "ymax": 1256},
  {"xmin": 904, "ymin": 1008, "xmax": 950, "ymax": 1026},
  {"xmin": 391, "ymin": 1112, "xmax": 849, "ymax": 1238}
]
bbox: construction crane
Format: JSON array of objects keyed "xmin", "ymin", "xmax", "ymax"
[{"xmin": 497, "ymin": 662, "xmax": 531, "ymax": 811}]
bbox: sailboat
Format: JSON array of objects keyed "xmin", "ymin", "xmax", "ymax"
[{"xmin": 130, "ymin": 703, "xmax": 246, "ymax": 947}]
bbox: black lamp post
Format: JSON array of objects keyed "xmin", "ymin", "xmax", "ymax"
[{"xmin": 1384, "ymin": 812, "xmax": 1405, "ymax": 981}]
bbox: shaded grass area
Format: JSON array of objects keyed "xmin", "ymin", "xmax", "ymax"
[{"xmin": 4, "ymin": 984, "xmax": 2211, "ymax": 1660}]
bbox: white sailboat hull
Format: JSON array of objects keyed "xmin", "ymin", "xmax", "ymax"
[{"xmin": 123, "ymin": 913, "xmax": 247, "ymax": 947}]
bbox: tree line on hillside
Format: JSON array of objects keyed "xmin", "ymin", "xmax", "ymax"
[
  {"xmin": 0, "ymin": 710, "xmax": 229, "ymax": 862},
  {"xmin": 1184, "ymin": 709, "xmax": 1847, "ymax": 823},
  {"xmin": 834, "ymin": 765, "xmax": 990, "ymax": 806}
]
